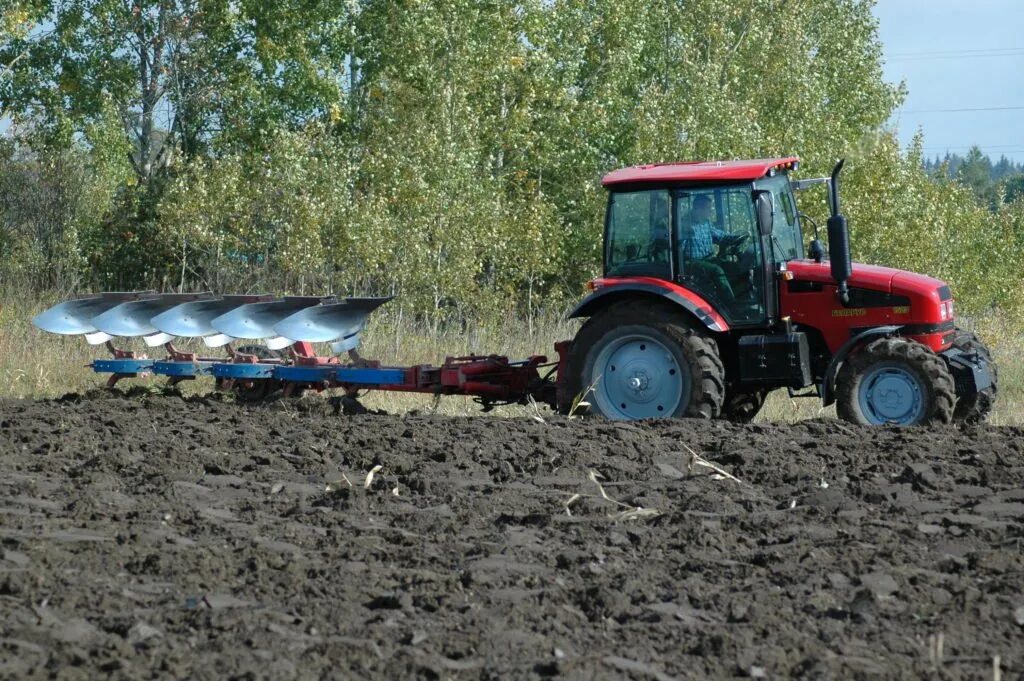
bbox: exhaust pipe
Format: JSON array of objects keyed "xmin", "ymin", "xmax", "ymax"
[{"xmin": 826, "ymin": 159, "xmax": 852, "ymax": 305}]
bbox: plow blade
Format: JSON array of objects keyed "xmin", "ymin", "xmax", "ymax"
[
  {"xmin": 35, "ymin": 292, "xmax": 394, "ymax": 356},
  {"xmin": 30, "ymin": 288, "xmax": 563, "ymax": 411},
  {"xmin": 33, "ymin": 292, "xmax": 156, "ymax": 336},
  {"xmin": 90, "ymin": 293, "xmax": 214, "ymax": 343},
  {"xmin": 273, "ymin": 297, "xmax": 393, "ymax": 352},
  {"xmin": 210, "ymin": 296, "xmax": 336, "ymax": 348},
  {"xmin": 151, "ymin": 295, "xmax": 273, "ymax": 340}
]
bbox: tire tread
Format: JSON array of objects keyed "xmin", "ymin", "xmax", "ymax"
[
  {"xmin": 836, "ymin": 337, "xmax": 955, "ymax": 425},
  {"xmin": 560, "ymin": 300, "xmax": 724, "ymax": 418}
]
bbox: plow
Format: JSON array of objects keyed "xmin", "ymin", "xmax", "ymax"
[
  {"xmin": 33, "ymin": 157, "xmax": 998, "ymax": 426},
  {"xmin": 33, "ymin": 291, "xmax": 565, "ymax": 411}
]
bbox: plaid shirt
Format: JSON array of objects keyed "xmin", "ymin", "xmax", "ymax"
[{"xmin": 681, "ymin": 219, "xmax": 727, "ymax": 260}]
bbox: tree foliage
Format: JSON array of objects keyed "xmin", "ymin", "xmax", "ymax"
[
  {"xmin": 924, "ymin": 148, "xmax": 1024, "ymax": 209},
  {"xmin": 1, "ymin": 0, "xmax": 1021, "ymax": 323}
]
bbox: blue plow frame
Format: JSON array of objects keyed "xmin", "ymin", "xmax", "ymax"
[{"xmin": 91, "ymin": 358, "xmax": 410, "ymax": 388}]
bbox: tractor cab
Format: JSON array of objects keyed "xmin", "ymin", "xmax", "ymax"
[
  {"xmin": 563, "ymin": 157, "xmax": 997, "ymax": 426},
  {"xmin": 602, "ymin": 159, "xmax": 804, "ymax": 326}
]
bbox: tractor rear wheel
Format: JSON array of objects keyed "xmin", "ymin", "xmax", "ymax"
[
  {"xmin": 950, "ymin": 330, "xmax": 997, "ymax": 424},
  {"xmin": 720, "ymin": 387, "xmax": 768, "ymax": 423},
  {"xmin": 232, "ymin": 345, "xmax": 283, "ymax": 403},
  {"xmin": 836, "ymin": 338, "xmax": 955, "ymax": 426},
  {"xmin": 561, "ymin": 302, "xmax": 725, "ymax": 419}
]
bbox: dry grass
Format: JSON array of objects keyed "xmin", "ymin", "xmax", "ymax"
[
  {"xmin": 3, "ymin": 290, "xmax": 1021, "ymax": 425},
  {"xmin": 0, "ymin": 295, "xmax": 101, "ymax": 399}
]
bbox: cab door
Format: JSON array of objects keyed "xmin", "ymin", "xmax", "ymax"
[{"xmin": 672, "ymin": 186, "xmax": 768, "ymax": 326}]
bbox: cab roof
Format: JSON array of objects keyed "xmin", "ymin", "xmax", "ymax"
[{"xmin": 601, "ymin": 157, "xmax": 800, "ymax": 187}]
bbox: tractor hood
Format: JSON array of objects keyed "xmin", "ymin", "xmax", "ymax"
[
  {"xmin": 783, "ymin": 260, "xmax": 955, "ymax": 354},
  {"xmin": 787, "ymin": 260, "xmax": 950, "ymax": 305}
]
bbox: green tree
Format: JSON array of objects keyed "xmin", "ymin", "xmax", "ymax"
[
  {"xmin": 1002, "ymin": 175, "xmax": 1024, "ymax": 205},
  {"xmin": 956, "ymin": 145, "xmax": 995, "ymax": 205},
  {"xmin": 0, "ymin": 0, "xmax": 358, "ymax": 187},
  {"xmin": 6, "ymin": 0, "xmax": 1021, "ymax": 327}
]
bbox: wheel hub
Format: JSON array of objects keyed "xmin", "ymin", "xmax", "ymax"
[
  {"xmin": 628, "ymin": 372, "xmax": 650, "ymax": 393},
  {"xmin": 858, "ymin": 364, "xmax": 925, "ymax": 425},
  {"xmin": 592, "ymin": 333, "xmax": 687, "ymax": 419}
]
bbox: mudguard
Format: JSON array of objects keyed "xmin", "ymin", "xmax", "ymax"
[{"xmin": 567, "ymin": 277, "xmax": 729, "ymax": 333}]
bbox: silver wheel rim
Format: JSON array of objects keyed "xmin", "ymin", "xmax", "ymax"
[
  {"xmin": 857, "ymin": 361, "xmax": 926, "ymax": 425},
  {"xmin": 591, "ymin": 333, "xmax": 687, "ymax": 419}
]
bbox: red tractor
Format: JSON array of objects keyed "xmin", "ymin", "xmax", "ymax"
[
  {"xmin": 32, "ymin": 156, "xmax": 997, "ymax": 427},
  {"xmin": 559, "ymin": 157, "xmax": 997, "ymax": 426}
]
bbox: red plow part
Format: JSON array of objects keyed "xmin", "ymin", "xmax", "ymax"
[{"xmin": 288, "ymin": 350, "xmax": 565, "ymax": 411}]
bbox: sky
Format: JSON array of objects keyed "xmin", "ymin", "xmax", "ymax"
[{"xmin": 874, "ymin": 0, "xmax": 1024, "ymax": 162}]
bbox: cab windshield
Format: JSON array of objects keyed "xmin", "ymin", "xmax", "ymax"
[{"xmin": 754, "ymin": 174, "xmax": 803, "ymax": 262}]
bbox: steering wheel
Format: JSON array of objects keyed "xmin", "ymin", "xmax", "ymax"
[
  {"xmin": 645, "ymin": 236, "xmax": 671, "ymax": 261},
  {"xmin": 718, "ymin": 234, "xmax": 749, "ymax": 257}
]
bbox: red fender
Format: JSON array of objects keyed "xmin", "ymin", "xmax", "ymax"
[{"xmin": 568, "ymin": 277, "xmax": 729, "ymax": 333}]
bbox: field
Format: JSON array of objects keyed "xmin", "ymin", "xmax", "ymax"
[
  {"xmin": 4, "ymin": 0, "xmax": 1024, "ymax": 676},
  {"xmin": 1, "ymin": 391, "xmax": 1022, "ymax": 679},
  {"xmin": 2, "ymin": 292, "xmax": 1023, "ymax": 679}
]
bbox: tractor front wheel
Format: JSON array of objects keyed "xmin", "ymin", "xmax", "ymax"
[
  {"xmin": 562, "ymin": 303, "xmax": 725, "ymax": 420},
  {"xmin": 836, "ymin": 338, "xmax": 955, "ymax": 426}
]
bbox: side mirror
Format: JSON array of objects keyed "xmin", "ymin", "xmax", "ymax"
[
  {"xmin": 809, "ymin": 239, "xmax": 825, "ymax": 262},
  {"xmin": 754, "ymin": 191, "xmax": 773, "ymax": 236}
]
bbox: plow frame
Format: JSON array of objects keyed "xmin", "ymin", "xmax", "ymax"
[{"xmin": 86, "ymin": 338, "xmax": 571, "ymax": 410}]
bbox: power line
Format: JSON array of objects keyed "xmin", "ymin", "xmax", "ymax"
[
  {"xmin": 889, "ymin": 55, "xmax": 1024, "ymax": 62},
  {"xmin": 919, "ymin": 143, "xmax": 1024, "ymax": 148},
  {"xmin": 898, "ymin": 106, "xmax": 1024, "ymax": 114},
  {"xmin": 889, "ymin": 47, "xmax": 1024, "ymax": 57},
  {"xmin": 919, "ymin": 147, "xmax": 1024, "ymax": 153},
  {"xmin": 887, "ymin": 48, "xmax": 1024, "ymax": 62}
]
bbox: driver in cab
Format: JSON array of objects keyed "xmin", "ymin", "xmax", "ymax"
[{"xmin": 679, "ymin": 195, "xmax": 744, "ymax": 301}]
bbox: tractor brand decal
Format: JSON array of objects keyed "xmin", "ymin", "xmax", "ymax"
[
  {"xmin": 832, "ymin": 308, "xmax": 867, "ymax": 318},
  {"xmin": 892, "ymin": 306, "xmax": 910, "ymax": 314}
]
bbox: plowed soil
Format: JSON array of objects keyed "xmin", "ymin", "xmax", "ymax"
[{"xmin": 1, "ymin": 390, "xmax": 1023, "ymax": 680}]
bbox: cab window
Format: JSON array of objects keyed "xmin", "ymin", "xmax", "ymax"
[
  {"xmin": 605, "ymin": 190, "xmax": 671, "ymax": 278},
  {"xmin": 755, "ymin": 174, "xmax": 803, "ymax": 262}
]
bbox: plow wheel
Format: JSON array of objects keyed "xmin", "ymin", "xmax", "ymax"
[
  {"xmin": 232, "ymin": 345, "xmax": 283, "ymax": 403},
  {"xmin": 719, "ymin": 387, "xmax": 768, "ymax": 423},
  {"xmin": 563, "ymin": 302, "xmax": 724, "ymax": 420},
  {"xmin": 950, "ymin": 329, "xmax": 997, "ymax": 424},
  {"xmin": 836, "ymin": 338, "xmax": 955, "ymax": 426}
]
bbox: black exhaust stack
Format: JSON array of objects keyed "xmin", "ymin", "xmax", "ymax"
[{"xmin": 827, "ymin": 159, "xmax": 852, "ymax": 305}]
